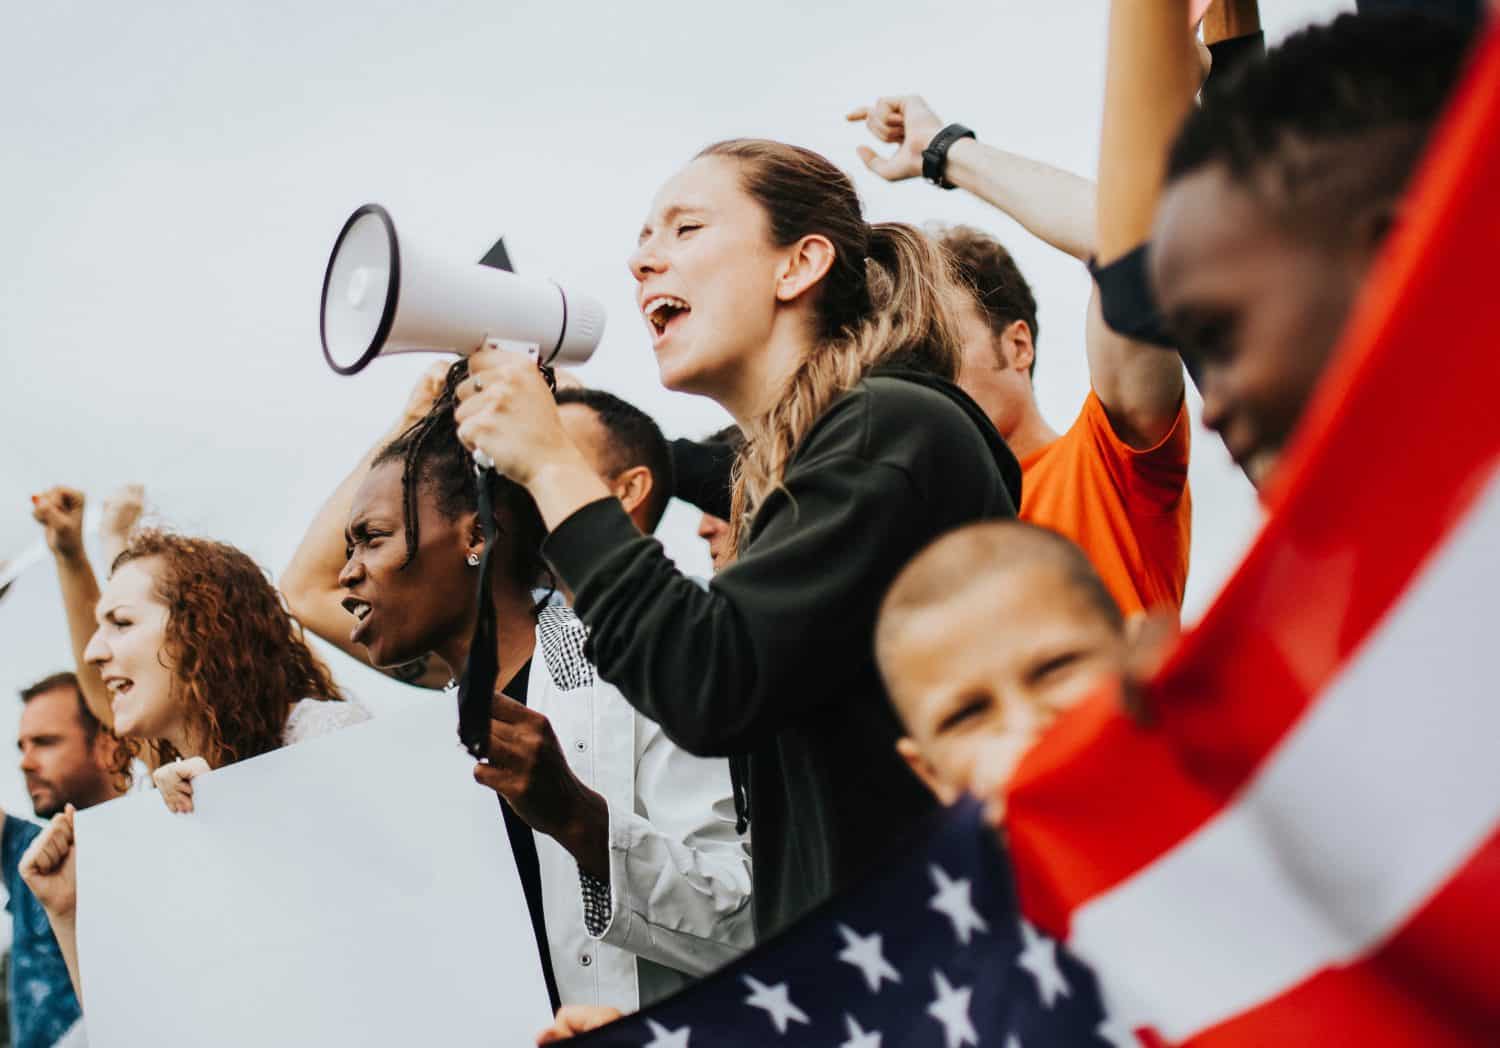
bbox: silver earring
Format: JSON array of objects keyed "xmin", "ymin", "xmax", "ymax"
[{"xmin": 466, "ymin": 553, "xmax": 481, "ymax": 567}]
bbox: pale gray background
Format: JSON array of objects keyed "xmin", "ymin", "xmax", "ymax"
[{"xmin": 1, "ymin": 0, "xmax": 1352, "ymax": 846}]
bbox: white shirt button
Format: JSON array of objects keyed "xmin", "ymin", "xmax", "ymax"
[{"xmin": 579, "ymin": 952, "xmax": 592, "ymax": 967}]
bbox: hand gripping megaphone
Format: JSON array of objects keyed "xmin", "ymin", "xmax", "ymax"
[{"xmin": 319, "ymin": 203, "xmax": 605, "ymax": 375}]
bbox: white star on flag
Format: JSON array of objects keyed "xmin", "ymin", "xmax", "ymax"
[
  {"xmin": 926, "ymin": 970, "xmax": 978, "ymax": 1048},
  {"xmin": 1016, "ymin": 919, "xmax": 1069, "ymax": 1008},
  {"xmin": 742, "ymin": 975, "xmax": 811, "ymax": 1034},
  {"xmin": 642, "ymin": 1018, "xmax": 691, "ymax": 1048},
  {"xmin": 839, "ymin": 1013, "xmax": 882, "ymax": 1048},
  {"xmin": 836, "ymin": 923, "xmax": 902, "ymax": 993},
  {"xmin": 928, "ymin": 864, "xmax": 989, "ymax": 944}
]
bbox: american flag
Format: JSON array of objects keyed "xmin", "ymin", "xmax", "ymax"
[
  {"xmin": 570, "ymin": 798, "xmax": 1120, "ymax": 1046},
  {"xmin": 1007, "ymin": 22, "xmax": 1500, "ymax": 1048}
]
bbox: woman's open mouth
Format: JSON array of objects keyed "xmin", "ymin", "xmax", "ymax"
[
  {"xmin": 642, "ymin": 295, "xmax": 691, "ymax": 345},
  {"xmin": 342, "ymin": 596, "xmax": 375, "ymax": 644}
]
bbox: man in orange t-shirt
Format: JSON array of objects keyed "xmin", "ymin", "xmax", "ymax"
[
  {"xmin": 941, "ymin": 226, "xmax": 1190, "ymax": 618},
  {"xmin": 851, "ymin": 97, "xmax": 1192, "ymax": 619}
]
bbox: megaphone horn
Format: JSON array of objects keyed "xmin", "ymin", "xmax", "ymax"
[{"xmin": 319, "ymin": 204, "xmax": 605, "ymax": 376}]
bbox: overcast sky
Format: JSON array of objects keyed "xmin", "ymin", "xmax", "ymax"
[{"xmin": 0, "ymin": 0, "xmax": 1352, "ymax": 822}]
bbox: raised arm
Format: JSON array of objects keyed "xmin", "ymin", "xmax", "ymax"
[
  {"xmin": 19, "ymin": 807, "xmax": 83, "ymax": 1004},
  {"xmin": 1097, "ymin": 0, "xmax": 1201, "ymax": 265},
  {"xmin": 848, "ymin": 95, "xmax": 1097, "ymax": 262},
  {"xmin": 1086, "ymin": 0, "xmax": 1203, "ymax": 447},
  {"xmin": 31, "ymin": 488, "xmax": 111, "ymax": 730},
  {"xmin": 280, "ymin": 362, "xmax": 453, "ymax": 689},
  {"xmin": 98, "ymin": 484, "xmax": 145, "ymax": 571}
]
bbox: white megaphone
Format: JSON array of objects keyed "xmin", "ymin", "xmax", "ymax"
[{"xmin": 320, "ymin": 203, "xmax": 606, "ymax": 375}]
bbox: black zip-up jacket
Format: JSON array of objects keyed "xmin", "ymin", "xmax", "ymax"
[{"xmin": 543, "ymin": 366, "xmax": 1021, "ymax": 938}]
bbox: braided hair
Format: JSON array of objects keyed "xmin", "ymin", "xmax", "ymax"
[{"xmin": 373, "ymin": 359, "xmax": 555, "ymax": 604}]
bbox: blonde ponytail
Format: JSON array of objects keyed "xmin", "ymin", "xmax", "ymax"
[{"xmin": 728, "ymin": 222, "xmax": 963, "ymax": 549}]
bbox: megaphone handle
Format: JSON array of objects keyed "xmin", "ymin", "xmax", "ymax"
[
  {"xmin": 481, "ymin": 335, "xmax": 538, "ymax": 361},
  {"xmin": 465, "ymin": 337, "xmax": 558, "ymax": 475}
]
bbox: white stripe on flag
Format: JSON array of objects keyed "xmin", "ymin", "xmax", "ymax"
[{"xmin": 1069, "ymin": 466, "xmax": 1500, "ymax": 1042}]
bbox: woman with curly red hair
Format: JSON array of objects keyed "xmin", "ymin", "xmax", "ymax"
[
  {"xmin": 88, "ymin": 529, "xmax": 363, "ymax": 772},
  {"xmin": 20, "ymin": 526, "xmax": 368, "ymax": 1003}
]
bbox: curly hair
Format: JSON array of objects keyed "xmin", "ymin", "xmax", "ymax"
[
  {"xmin": 1167, "ymin": 13, "xmax": 1469, "ymax": 236},
  {"xmin": 112, "ymin": 530, "xmax": 346, "ymax": 768},
  {"xmin": 373, "ymin": 358, "xmax": 554, "ymax": 604}
]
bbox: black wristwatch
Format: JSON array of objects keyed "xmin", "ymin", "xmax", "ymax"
[{"xmin": 922, "ymin": 123, "xmax": 976, "ymax": 189}]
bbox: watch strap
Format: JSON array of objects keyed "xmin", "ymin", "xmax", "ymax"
[{"xmin": 922, "ymin": 123, "xmax": 977, "ymax": 189}]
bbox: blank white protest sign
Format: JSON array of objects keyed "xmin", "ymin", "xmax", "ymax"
[{"xmin": 74, "ymin": 695, "xmax": 551, "ymax": 1046}]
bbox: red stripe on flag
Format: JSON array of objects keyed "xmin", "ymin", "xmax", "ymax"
[
  {"xmin": 1177, "ymin": 824, "xmax": 1500, "ymax": 1047},
  {"xmin": 1009, "ymin": 23, "xmax": 1500, "ymax": 933}
]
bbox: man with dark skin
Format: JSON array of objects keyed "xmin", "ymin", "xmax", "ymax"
[{"xmin": 1130, "ymin": 7, "xmax": 1470, "ymax": 487}]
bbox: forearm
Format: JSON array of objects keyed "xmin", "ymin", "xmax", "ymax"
[
  {"xmin": 543, "ymin": 499, "xmax": 773, "ymax": 755},
  {"xmin": 597, "ymin": 735, "xmax": 755, "ymax": 972},
  {"xmin": 555, "ymin": 788, "xmax": 610, "ymax": 882},
  {"xmin": 596, "ymin": 808, "xmax": 755, "ymax": 974},
  {"xmin": 50, "ymin": 913, "xmax": 83, "ymax": 1005},
  {"xmin": 526, "ymin": 457, "xmax": 615, "ymax": 533},
  {"xmin": 945, "ymin": 139, "xmax": 1097, "ymax": 262},
  {"xmin": 282, "ymin": 433, "xmax": 389, "ymax": 614},
  {"xmin": 1097, "ymin": 0, "xmax": 1200, "ymax": 264},
  {"xmin": 99, "ymin": 534, "xmax": 128, "ymax": 573},
  {"xmin": 52, "ymin": 551, "xmax": 111, "ymax": 730}
]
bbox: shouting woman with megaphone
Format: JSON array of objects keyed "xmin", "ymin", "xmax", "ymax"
[
  {"xmin": 281, "ymin": 362, "xmax": 753, "ymax": 1015},
  {"xmin": 452, "ymin": 139, "xmax": 1022, "ymax": 940}
]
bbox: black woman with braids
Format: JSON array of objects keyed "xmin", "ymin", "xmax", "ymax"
[{"xmin": 281, "ymin": 361, "xmax": 752, "ymax": 1014}]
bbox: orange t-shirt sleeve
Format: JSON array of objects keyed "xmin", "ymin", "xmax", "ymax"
[
  {"xmin": 1020, "ymin": 391, "xmax": 1191, "ymax": 616},
  {"xmin": 1082, "ymin": 390, "xmax": 1190, "ymax": 510}
]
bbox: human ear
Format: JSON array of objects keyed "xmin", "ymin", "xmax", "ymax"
[
  {"xmin": 897, "ymin": 737, "xmax": 961, "ymax": 806},
  {"xmin": 1000, "ymin": 319, "xmax": 1035, "ymax": 374},
  {"xmin": 774, "ymin": 234, "xmax": 837, "ymax": 305},
  {"xmin": 462, "ymin": 513, "xmax": 486, "ymax": 563},
  {"xmin": 611, "ymin": 466, "xmax": 654, "ymax": 520}
]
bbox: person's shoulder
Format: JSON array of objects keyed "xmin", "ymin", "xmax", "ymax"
[
  {"xmin": 282, "ymin": 697, "xmax": 373, "ymax": 744},
  {"xmin": 536, "ymin": 602, "xmax": 597, "ymax": 692},
  {"xmin": 844, "ymin": 371, "xmax": 967, "ymax": 418},
  {"xmin": 0, "ymin": 814, "xmax": 39, "ymax": 871},
  {"xmin": 807, "ymin": 372, "xmax": 980, "ymax": 455}
]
